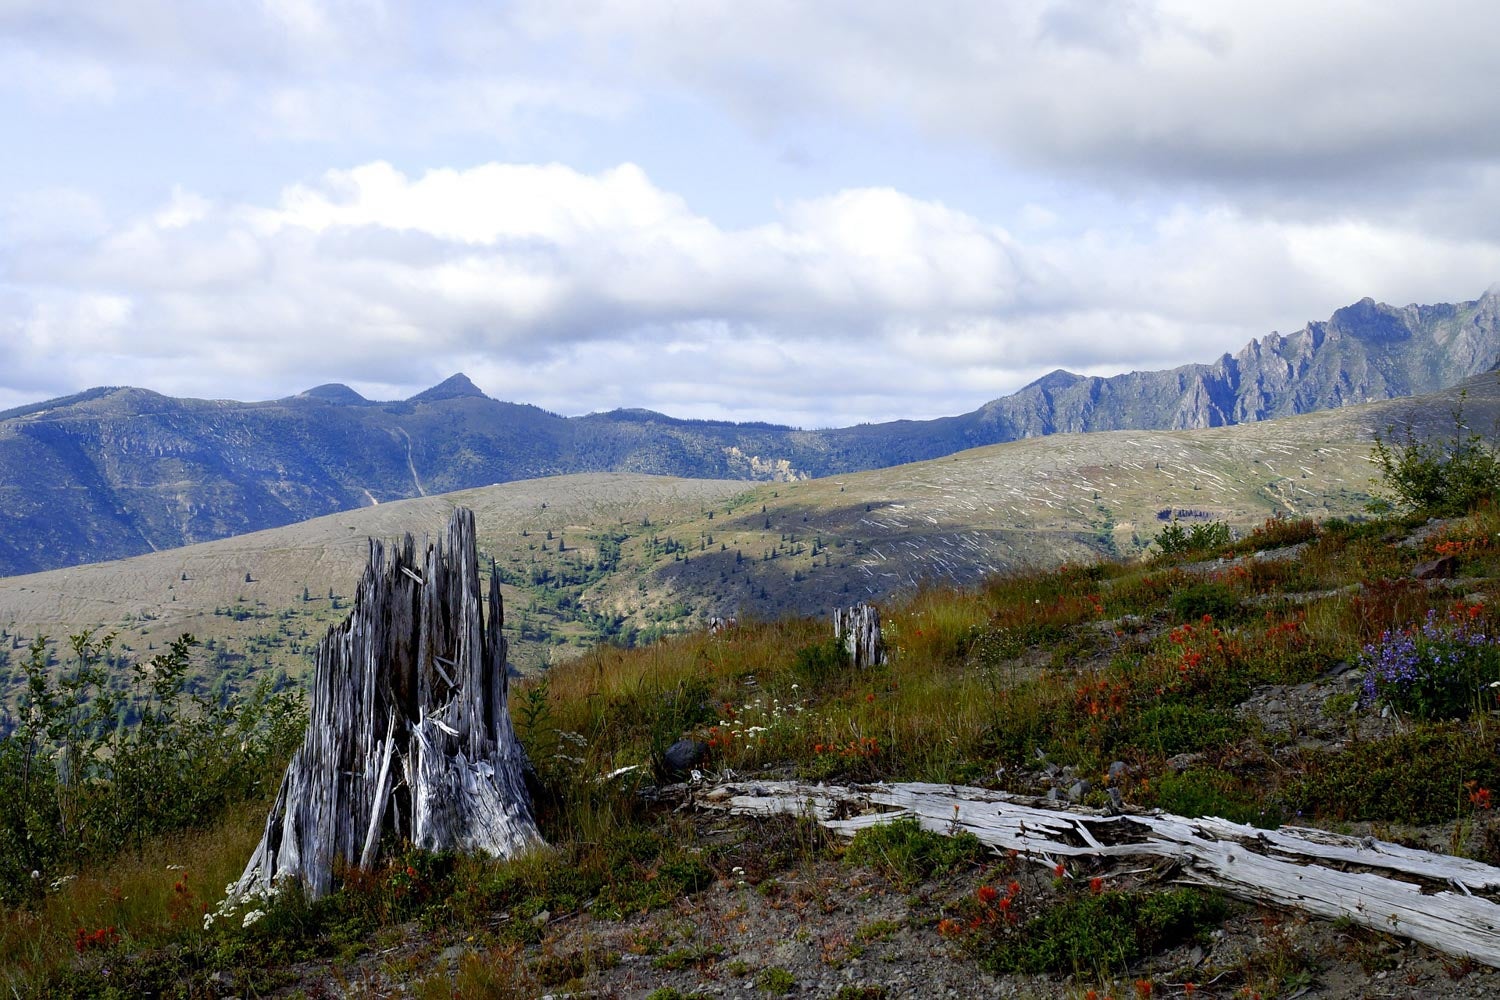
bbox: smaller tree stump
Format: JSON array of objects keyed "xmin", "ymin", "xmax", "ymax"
[{"xmin": 833, "ymin": 603, "xmax": 886, "ymax": 669}]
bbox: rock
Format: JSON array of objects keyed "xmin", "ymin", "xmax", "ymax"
[
  {"xmin": 1107, "ymin": 761, "xmax": 1128, "ymax": 783},
  {"xmin": 1413, "ymin": 555, "xmax": 1459, "ymax": 580},
  {"xmin": 1067, "ymin": 779, "xmax": 1091, "ymax": 803},
  {"xmin": 1166, "ymin": 752, "xmax": 1204, "ymax": 773},
  {"xmin": 1107, "ymin": 787, "xmax": 1125, "ymax": 814},
  {"xmin": 662, "ymin": 738, "xmax": 709, "ymax": 774}
]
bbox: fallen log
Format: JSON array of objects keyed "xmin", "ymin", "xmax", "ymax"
[
  {"xmin": 690, "ymin": 779, "xmax": 1500, "ymax": 967},
  {"xmin": 235, "ymin": 508, "xmax": 541, "ymax": 901}
]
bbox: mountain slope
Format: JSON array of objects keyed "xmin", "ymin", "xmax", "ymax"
[
  {"xmin": 2, "ymin": 289, "xmax": 1498, "ymax": 576},
  {"xmin": 6, "ymin": 370, "xmax": 1495, "ymax": 684}
]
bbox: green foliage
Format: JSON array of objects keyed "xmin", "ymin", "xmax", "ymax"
[
  {"xmin": 1168, "ymin": 582, "xmax": 1240, "ymax": 623},
  {"xmin": 1371, "ymin": 396, "xmax": 1500, "ymax": 516},
  {"xmin": 1124, "ymin": 704, "xmax": 1243, "ymax": 757},
  {"xmin": 756, "ymin": 966, "xmax": 796, "ymax": 994},
  {"xmin": 1150, "ymin": 768, "xmax": 1281, "ymax": 827},
  {"xmin": 1290, "ymin": 726, "xmax": 1500, "ymax": 824},
  {"xmin": 791, "ymin": 638, "xmax": 847, "ymax": 687},
  {"xmin": 844, "ymin": 816, "xmax": 985, "ymax": 890},
  {"xmin": 0, "ymin": 632, "xmax": 305, "ymax": 904},
  {"xmin": 1153, "ymin": 519, "xmax": 1232, "ymax": 557},
  {"xmin": 978, "ymin": 888, "xmax": 1226, "ymax": 976}
]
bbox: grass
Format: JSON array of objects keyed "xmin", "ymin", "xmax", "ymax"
[{"xmin": 15, "ymin": 502, "xmax": 1500, "ymax": 994}]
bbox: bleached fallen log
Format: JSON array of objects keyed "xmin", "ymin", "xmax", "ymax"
[
  {"xmin": 236, "ymin": 508, "xmax": 542, "ymax": 901},
  {"xmin": 833, "ymin": 603, "xmax": 885, "ymax": 669},
  {"xmin": 693, "ymin": 779, "xmax": 1500, "ymax": 967}
]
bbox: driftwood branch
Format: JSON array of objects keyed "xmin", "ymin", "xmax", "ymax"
[
  {"xmin": 236, "ymin": 508, "xmax": 542, "ymax": 901},
  {"xmin": 691, "ymin": 779, "xmax": 1500, "ymax": 967}
]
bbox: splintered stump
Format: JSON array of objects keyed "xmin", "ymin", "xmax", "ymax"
[
  {"xmin": 237, "ymin": 508, "xmax": 541, "ymax": 901},
  {"xmin": 833, "ymin": 603, "xmax": 885, "ymax": 669}
]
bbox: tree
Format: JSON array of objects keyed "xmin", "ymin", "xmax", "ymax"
[{"xmin": 1371, "ymin": 392, "xmax": 1500, "ymax": 517}]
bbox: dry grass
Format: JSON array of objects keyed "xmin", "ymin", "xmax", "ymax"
[{"xmin": 0, "ymin": 797, "xmax": 268, "ymax": 992}]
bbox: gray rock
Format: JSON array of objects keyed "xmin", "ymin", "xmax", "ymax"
[
  {"xmin": 1067, "ymin": 779, "xmax": 1091, "ymax": 803},
  {"xmin": 662, "ymin": 738, "xmax": 709, "ymax": 774},
  {"xmin": 1107, "ymin": 760, "xmax": 1128, "ymax": 782},
  {"xmin": 1413, "ymin": 555, "xmax": 1459, "ymax": 580}
]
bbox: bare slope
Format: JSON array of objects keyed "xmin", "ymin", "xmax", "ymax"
[{"xmin": 2, "ymin": 372, "xmax": 1496, "ymax": 690}]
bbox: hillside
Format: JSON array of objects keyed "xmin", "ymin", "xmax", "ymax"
[
  {"xmin": 4, "ymin": 370, "xmax": 1496, "ymax": 696},
  {"xmin": 14, "ymin": 465, "xmax": 1500, "ymax": 996},
  {"xmin": 3, "ymin": 291, "xmax": 1499, "ymax": 577}
]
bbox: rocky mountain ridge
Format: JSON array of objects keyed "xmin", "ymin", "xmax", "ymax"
[{"xmin": 2, "ymin": 289, "xmax": 1497, "ymax": 576}]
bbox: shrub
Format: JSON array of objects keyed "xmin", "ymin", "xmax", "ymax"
[
  {"xmin": 1359, "ymin": 607, "xmax": 1500, "ymax": 719},
  {"xmin": 1371, "ymin": 396, "xmax": 1500, "ymax": 516},
  {"xmin": 1168, "ymin": 582, "xmax": 1239, "ymax": 623},
  {"xmin": 844, "ymin": 816, "xmax": 985, "ymax": 890},
  {"xmin": 1154, "ymin": 520, "xmax": 1232, "ymax": 557},
  {"xmin": 977, "ymin": 888, "xmax": 1226, "ymax": 976}
]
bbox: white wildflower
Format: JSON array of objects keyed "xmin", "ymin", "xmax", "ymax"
[
  {"xmin": 203, "ymin": 913, "xmax": 215, "ymax": 930},
  {"xmin": 242, "ymin": 908, "xmax": 266, "ymax": 928}
]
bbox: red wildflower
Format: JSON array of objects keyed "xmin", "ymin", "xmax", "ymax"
[
  {"xmin": 1090, "ymin": 876, "xmax": 1104, "ymax": 894},
  {"xmin": 977, "ymin": 884, "xmax": 999, "ymax": 904},
  {"xmin": 1053, "ymin": 862, "xmax": 1066, "ymax": 877}
]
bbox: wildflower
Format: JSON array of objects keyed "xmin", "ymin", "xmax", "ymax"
[
  {"xmin": 936, "ymin": 918, "xmax": 964, "ymax": 938},
  {"xmin": 866, "ymin": 692, "xmax": 876, "ymax": 702},
  {"xmin": 242, "ymin": 909, "xmax": 266, "ymax": 928},
  {"xmin": 1184, "ymin": 984, "xmax": 1197, "ymax": 997},
  {"xmin": 1089, "ymin": 876, "xmax": 1104, "ymax": 894},
  {"xmin": 1469, "ymin": 783, "xmax": 1493, "ymax": 810},
  {"xmin": 1007, "ymin": 880, "xmax": 1020, "ymax": 896},
  {"xmin": 1053, "ymin": 862, "xmax": 1066, "ymax": 877},
  {"xmin": 1134, "ymin": 980, "xmax": 1153, "ymax": 999},
  {"xmin": 977, "ymin": 884, "xmax": 998, "ymax": 905}
]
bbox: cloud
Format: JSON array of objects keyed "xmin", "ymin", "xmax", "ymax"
[
  {"xmin": 528, "ymin": 0, "xmax": 1500, "ymax": 195},
  {"xmin": 6, "ymin": 161, "xmax": 1500, "ymax": 426}
]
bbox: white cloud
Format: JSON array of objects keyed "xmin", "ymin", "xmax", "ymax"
[{"xmin": 6, "ymin": 160, "xmax": 1500, "ymax": 425}]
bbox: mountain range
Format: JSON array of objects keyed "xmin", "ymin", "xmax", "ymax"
[{"xmin": 2, "ymin": 289, "xmax": 1498, "ymax": 577}]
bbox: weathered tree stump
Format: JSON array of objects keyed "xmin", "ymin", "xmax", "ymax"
[
  {"xmin": 833, "ymin": 603, "xmax": 885, "ymax": 669},
  {"xmin": 236, "ymin": 508, "xmax": 541, "ymax": 901}
]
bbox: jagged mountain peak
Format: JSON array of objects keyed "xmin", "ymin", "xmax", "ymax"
[{"xmin": 408, "ymin": 373, "xmax": 488, "ymax": 403}]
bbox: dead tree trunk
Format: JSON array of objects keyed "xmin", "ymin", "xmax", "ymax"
[
  {"xmin": 833, "ymin": 603, "xmax": 885, "ymax": 669},
  {"xmin": 236, "ymin": 508, "xmax": 541, "ymax": 901},
  {"xmin": 693, "ymin": 779, "xmax": 1500, "ymax": 968}
]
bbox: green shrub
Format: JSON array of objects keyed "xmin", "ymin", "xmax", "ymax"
[
  {"xmin": 844, "ymin": 816, "xmax": 985, "ymax": 889},
  {"xmin": 1290, "ymin": 727, "xmax": 1500, "ymax": 824},
  {"xmin": 1124, "ymin": 704, "xmax": 1242, "ymax": 756},
  {"xmin": 1151, "ymin": 768, "xmax": 1281, "ymax": 827},
  {"xmin": 979, "ymin": 888, "xmax": 1225, "ymax": 976},
  {"xmin": 1371, "ymin": 396, "xmax": 1500, "ymax": 517},
  {"xmin": 1168, "ymin": 582, "xmax": 1240, "ymax": 623},
  {"xmin": 1154, "ymin": 520, "xmax": 1232, "ymax": 557}
]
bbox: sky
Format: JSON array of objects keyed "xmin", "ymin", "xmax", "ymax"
[{"xmin": 5, "ymin": 2, "xmax": 1500, "ymax": 428}]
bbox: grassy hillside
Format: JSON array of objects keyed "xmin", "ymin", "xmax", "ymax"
[
  {"xmin": 6, "ymin": 371, "xmax": 1499, "ymax": 704},
  {"xmin": 11, "ymin": 494, "xmax": 1500, "ymax": 996}
]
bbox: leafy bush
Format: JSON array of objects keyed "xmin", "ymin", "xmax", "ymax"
[
  {"xmin": 978, "ymin": 888, "xmax": 1226, "ymax": 976},
  {"xmin": 1290, "ymin": 726, "xmax": 1500, "ymax": 824},
  {"xmin": 844, "ymin": 816, "xmax": 985, "ymax": 890},
  {"xmin": 1371, "ymin": 397, "xmax": 1500, "ymax": 516},
  {"xmin": 1168, "ymin": 582, "xmax": 1239, "ymax": 623},
  {"xmin": 1153, "ymin": 520, "xmax": 1232, "ymax": 557},
  {"xmin": 0, "ymin": 632, "xmax": 304, "ymax": 904},
  {"xmin": 1150, "ymin": 768, "xmax": 1281, "ymax": 827},
  {"xmin": 1359, "ymin": 608, "xmax": 1500, "ymax": 719}
]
